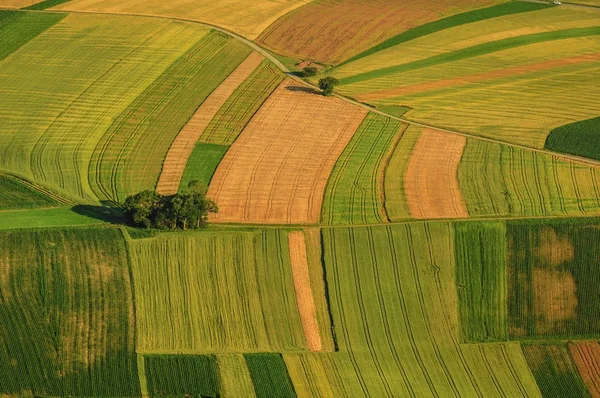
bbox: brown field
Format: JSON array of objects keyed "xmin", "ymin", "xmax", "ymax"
[
  {"xmin": 535, "ymin": 227, "xmax": 574, "ymax": 266},
  {"xmin": 256, "ymin": 0, "xmax": 502, "ymax": 64},
  {"xmin": 156, "ymin": 52, "xmax": 263, "ymax": 194},
  {"xmin": 207, "ymin": 79, "xmax": 367, "ymax": 224},
  {"xmin": 533, "ymin": 268, "xmax": 577, "ymax": 334},
  {"xmin": 404, "ymin": 129, "xmax": 468, "ymax": 219},
  {"xmin": 359, "ymin": 52, "xmax": 600, "ymax": 101},
  {"xmin": 569, "ymin": 341, "xmax": 600, "ymax": 397},
  {"xmin": 0, "ymin": 0, "xmax": 40, "ymax": 7},
  {"xmin": 288, "ymin": 231, "xmax": 322, "ymax": 352}
]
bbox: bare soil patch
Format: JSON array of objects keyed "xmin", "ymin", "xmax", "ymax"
[
  {"xmin": 569, "ymin": 341, "xmax": 600, "ymax": 397},
  {"xmin": 288, "ymin": 231, "xmax": 322, "ymax": 352},
  {"xmin": 404, "ymin": 128, "xmax": 468, "ymax": 219},
  {"xmin": 533, "ymin": 268, "xmax": 577, "ymax": 333},
  {"xmin": 156, "ymin": 52, "xmax": 264, "ymax": 194},
  {"xmin": 207, "ymin": 79, "xmax": 366, "ymax": 224},
  {"xmin": 534, "ymin": 227, "xmax": 575, "ymax": 266}
]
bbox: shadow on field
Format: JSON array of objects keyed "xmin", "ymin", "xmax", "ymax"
[
  {"xmin": 285, "ymin": 85, "xmax": 321, "ymax": 95},
  {"xmin": 71, "ymin": 205, "xmax": 125, "ymax": 225}
]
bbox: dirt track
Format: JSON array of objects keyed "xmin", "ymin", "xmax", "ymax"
[
  {"xmin": 288, "ymin": 231, "xmax": 322, "ymax": 352},
  {"xmin": 207, "ymin": 79, "xmax": 367, "ymax": 224},
  {"xmin": 404, "ymin": 128, "xmax": 468, "ymax": 219},
  {"xmin": 156, "ymin": 52, "xmax": 263, "ymax": 194}
]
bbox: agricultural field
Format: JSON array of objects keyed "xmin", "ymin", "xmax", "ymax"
[
  {"xmin": 53, "ymin": 0, "xmax": 313, "ymax": 39},
  {"xmin": 331, "ymin": 5, "xmax": 600, "ymax": 148},
  {"xmin": 207, "ymin": 79, "xmax": 367, "ymax": 224},
  {"xmin": 546, "ymin": 116, "xmax": 600, "ymax": 161},
  {"xmin": 0, "ymin": 174, "xmax": 59, "ymax": 210},
  {"xmin": 255, "ymin": 0, "xmax": 507, "ymax": 65}
]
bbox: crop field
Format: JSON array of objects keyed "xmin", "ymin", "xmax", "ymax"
[
  {"xmin": 522, "ymin": 344, "xmax": 589, "ymax": 398},
  {"xmin": 218, "ymin": 354, "xmax": 257, "ymax": 397},
  {"xmin": 0, "ymin": 174, "xmax": 58, "ymax": 210},
  {"xmin": 332, "ymin": 7, "xmax": 600, "ymax": 148},
  {"xmin": 321, "ymin": 114, "xmax": 404, "ymax": 225},
  {"xmin": 129, "ymin": 230, "xmax": 306, "ymax": 353},
  {"xmin": 455, "ymin": 221, "xmax": 508, "ymax": 342},
  {"xmin": 91, "ymin": 31, "xmax": 250, "ymax": 202},
  {"xmin": 245, "ymin": 353, "xmax": 297, "ymax": 397},
  {"xmin": 0, "ymin": 207, "xmax": 105, "ymax": 230},
  {"xmin": 507, "ymin": 219, "xmax": 600, "ymax": 339},
  {"xmin": 207, "ymin": 80, "xmax": 367, "ymax": 224},
  {"xmin": 569, "ymin": 342, "xmax": 600, "ymax": 397},
  {"xmin": 156, "ymin": 51, "xmax": 261, "ymax": 195},
  {"xmin": 0, "ymin": 11, "xmax": 65, "ymax": 61},
  {"xmin": 0, "ymin": 13, "xmax": 212, "ymax": 201},
  {"xmin": 283, "ymin": 223, "xmax": 540, "ymax": 396},
  {"xmin": 546, "ymin": 116, "xmax": 600, "ymax": 162},
  {"xmin": 0, "ymin": 0, "xmax": 42, "ymax": 7},
  {"xmin": 255, "ymin": 0, "xmax": 505, "ymax": 65},
  {"xmin": 458, "ymin": 139, "xmax": 600, "ymax": 218},
  {"xmin": 54, "ymin": 0, "xmax": 313, "ymax": 39},
  {"xmin": 144, "ymin": 355, "xmax": 219, "ymax": 397},
  {"xmin": 200, "ymin": 60, "xmax": 284, "ymax": 146},
  {"xmin": 178, "ymin": 143, "xmax": 229, "ymax": 193},
  {"xmin": 0, "ymin": 227, "xmax": 138, "ymax": 396}
]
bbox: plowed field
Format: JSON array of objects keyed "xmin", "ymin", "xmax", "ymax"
[
  {"xmin": 569, "ymin": 341, "xmax": 600, "ymax": 397},
  {"xmin": 207, "ymin": 80, "xmax": 367, "ymax": 224}
]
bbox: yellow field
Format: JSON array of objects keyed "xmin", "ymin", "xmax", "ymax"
[
  {"xmin": 0, "ymin": 0, "xmax": 41, "ymax": 7},
  {"xmin": 54, "ymin": 0, "xmax": 313, "ymax": 39}
]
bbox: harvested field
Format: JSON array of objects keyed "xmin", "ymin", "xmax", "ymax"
[
  {"xmin": 404, "ymin": 129, "xmax": 468, "ymax": 219},
  {"xmin": 207, "ymin": 80, "xmax": 367, "ymax": 224},
  {"xmin": 54, "ymin": 0, "xmax": 313, "ymax": 39},
  {"xmin": 569, "ymin": 341, "xmax": 600, "ymax": 397},
  {"xmin": 458, "ymin": 139, "xmax": 600, "ymax": 217},
  {"xmin": 523, "ymin": 344, "xmax": 589, "ymax": 398},
  {"xmin": 0, "ymin": 0, "xmax": 42, "ymax": 8},
  {"xmin": 0, "ymin": 227, "xmax": 139, "ymax": 396},
  {"xmin": 288, "ymin": 231, "xmax": 322, "ymax": 352},
  {"xmin": 321, "ymin": 113, "xmax": 404, "ymax": 225},
  {"xmin": 256, "ymin": 0, "xmax": 505, "ymax": 64},
  {"xmin": 129, "ymin": 230, "xmax": 305, "ymax": 353},
  {"xmin": 508, "ymin": 220, "xmax": 600, "ymax": 338},
  {"xmin": 156, "ymin": 52, "xmax": 263, "ymax": 195}
]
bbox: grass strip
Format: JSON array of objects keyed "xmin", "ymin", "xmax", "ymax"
[
  {"xmin": 179, "ymin": 143, "xmax": 228, "ymax": 193},
  {"xmin": 24, "ymin": 0, "xmax": 71, "ymax": 10}
]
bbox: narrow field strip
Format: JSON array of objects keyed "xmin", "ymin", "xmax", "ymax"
[
  {"xmin": 569, "ymin": 342, "xmax": 600, "ymax": 397},
  {"xmin": 208, "ymin": 79, "xmax": 367, "ymax": 224},
  {"xmin": 0, "ymin": 207, "xmax": 103, "ymax": 230},
  {"xmin": 321, "ymin": 113, "xmax": 404, "ymax": 225},
  {"xmin": 24, "ymin": 0, "xmax": 70, "ymax": 9},
  {"xmin": 156, "ymin": 52, "xmax": 264, "ymax": 195},
  {"xmin": 178, "ymin": 143, "xmax": 229, "ymax": 193},
  {"xmin": 217, "ymin": 354, "xmax": 256, "ymax": 397},
  {"xmin": 0, "ymin": 0, "xmax": 42, "ymax": 7},
  {"xmin": 404, "ymin": 129, "xmax": 468, "ymax": 219},
  {"xmin": 288, "ymin": 231, "xmax": 322, "ymax": 352}
]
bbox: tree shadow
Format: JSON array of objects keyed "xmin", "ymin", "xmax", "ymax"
[
  {"xmin": 285, "ymin": 85, "xmax": 321, "ymax": 95},
  {"xmin": 70, "ymin": 205, "xmax": 125, "ymax": 225}
]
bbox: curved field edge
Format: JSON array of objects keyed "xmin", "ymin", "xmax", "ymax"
[
  {"xmin": 545, "ymin": 116, "xmax": 600, "ymax": 162},
  {"xmin": 0, "ymin": 11, "xmax": 66, "ymax": 61},
  {"xmin": 338, "ymin": 1, "xmax": 551, "ymax": 66}
]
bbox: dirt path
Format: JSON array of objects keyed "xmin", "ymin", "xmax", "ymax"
[
  {"xmin": 404, "ymin": 129, "xmax": 468, "ymax": 219},
  {"xmin": 155, "ymin": 52, "xmax": 264, "ymax": 195},
  {"xmin": 288, "ymin": 231, "xmax": 322, "ymax": 352},
  {"xmin": 569, "ymin": 341, "xmax": 600, "ymax": 397},
  {"xmin": 207, "ymin": 79, "xmax": 367, "ymax": 224}
]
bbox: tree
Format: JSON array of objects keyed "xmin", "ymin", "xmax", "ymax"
[
  {"xmin": 301, "ymin": 66, "xmax": 318, "ymax": 78},
  {"xmin": 122, "ymin": 183, "xmax": 217, "ymax": 230},
  {"xmin": 318, "ymin": 76, "xmax": 339, "ymax": 96}
]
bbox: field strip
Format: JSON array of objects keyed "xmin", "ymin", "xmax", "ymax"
[
  {"xmin": 404, "ymin": 129, "xmax": 468, "ymax": 219},
  {"xmin": 288, "ymin": 231, "xmax": 322, "ymax": 352},
  {"xmin": 207, "ymin": 79, "xmax": 367, "ymax": 224},
  {"xmin": 0, "ymin": 173, "xmax": 74, "ymax": 205},
  {"xmin": 358, "ymin": 52, "xmax": 600, "ymax": 101},
  {"xmin": 156, "ymin": 52, "xmax": 264, "ymax": 195},
  {"xmin": 569, "ymin": 341, "xmax": 600, "ymax": 397}
]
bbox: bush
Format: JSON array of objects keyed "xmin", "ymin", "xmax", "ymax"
[
  {"xmin": 123, "ymin": 181, "xmax": 218, "ymax": 230},
  {"xmin": 301, "ymin": 66, "xmax": 318, "ymax": 78},
  {"xmin": 318, "ymin": 76, "xmax": 339, "ymax": 96}
]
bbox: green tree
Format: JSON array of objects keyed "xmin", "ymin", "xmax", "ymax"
[
  {"xmin": 318, "ymin": 76, "xmax": 339, "ymax": 96},
  {"xmin": 122, "ymin": 190, "xmax": 160, "ymax": 228},
  {"xmin": 301, "ymin": 66, "xmax": 318, "ymax": 78}
]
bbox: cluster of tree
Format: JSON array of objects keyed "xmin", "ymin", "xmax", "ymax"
[
  {"xmin": 123, "ymin": 181, "xmax": 217, "ymax": 230},
  {"xmin": 301, "ymin": 66, "xmax": 318, "ymax": 78},
  {"xmin": 318, "ymin": 76, "xmax": 339, "ymax": 96}
]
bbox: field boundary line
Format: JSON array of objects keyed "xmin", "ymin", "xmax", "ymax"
[{"xmin": 0, "ymin": 172, "xmax": 75, "ymax": 205}]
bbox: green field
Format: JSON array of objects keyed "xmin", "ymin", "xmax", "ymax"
[
  {"xmin": 91, "ymin": 31, "xmax": 250, "ymax": 203},
  {"xmin": 522, "ymin": 344, "xmax": 589, "ymax": 398},
  {"xmin": 0, "ymin": 227, "xmax": 139, "ymax": 396},
  {"xmin": 508, "ymin": 219, "xmax": 600, "ymax": 339},
  {"xmin": 129, "ymin": 230, "xmax": 306, "ymax": 353},
  {"xmin": 455, "ymin": 221, "xmax": 508, "ymax": 342},
  {"xmin": 0, "ymin": 11, "xmax": 65, "ymax": 61},
  {"xmin": 546, "ymin": 116, "xmax": 600, "ymax": 161},
  {"xmin": 145, "ymin": 355, "xmax": 219, "ymax": 397},
  {"xmin": 179, "ymin": 143, "xmax": 229, "ymax": 193},
  {"xmin": 0, "ymin": 174, "xmax": 58, "ymax": 210},
  {"xmin": 0, "ymin": 207, "xmax": 105, "ymax": 230},
  {"xmin": 245, "ymin": 353, "xmax": 297, "ymax": 398},
  {"xmin": 321, "ymin": 114, "xmax": 403, "ymax": 225},
  {"xmin": 200, "ymin": 60, "xmax": 283, "ymax": 146}
]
